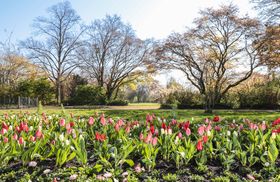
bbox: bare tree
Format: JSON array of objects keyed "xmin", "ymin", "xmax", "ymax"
[
  {"xmin": 154, "ymin": 4, "xmax": 264, "ymax": 113},
  {"xmin": 251, "ymin": 0, "xmax": 280, "ymax": 24},
  {"xmin": 259, "ymin": 25, "xmax": 280, "ymax": 72},
  {"xmin": 78, "ymin": 15, "xmax": 149, "ymax": 100},
  {"xmin": 21, "ymin": 1, "xmax": 84, "ymax": 104},
  {"xmin": 0, "ymin": 34, "xmax": 39, "ymax": 85}
]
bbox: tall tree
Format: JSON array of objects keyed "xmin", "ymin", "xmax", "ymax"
[
  {"xmin": 78, "ymin": 15, "xmax": 150, "ymax": 100},
  {"xmin": 251, "ymin": 0, "xmax": 280, "ymax": 24},
  {"xmin": 259, "ymin": 25, "xmax": 280, "ymax": 71},
  {"xmin": 154, "ymin": 4, "xmax": 264, "ymax": 113},
  {"xmin": 21, "ymin": 1, "xmax": 84, "ymax": 104}
]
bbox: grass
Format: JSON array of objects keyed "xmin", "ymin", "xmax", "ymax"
[
  {"xmin": 128, "ymin": 103, "xmax": 160, "ymax": 106},
  {"xmin": 0, "ymin": 105, "xmax": 279, "ymax": 123}
]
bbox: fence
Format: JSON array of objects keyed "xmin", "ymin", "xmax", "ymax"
[{"xmin": 0, "ymin": 96, "xmax": 38, "ymax": 109}]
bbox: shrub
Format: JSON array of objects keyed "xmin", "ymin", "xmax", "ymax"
[
  {"xmin": 67, "ymin": 85, "xmax": 106, "ymax": 105},
  {"xmin": 160, "ymin": 103, "xmax": 177, "ymax": 109},
  {"xmin": 107, "ymin": 99, "xmax": 128, "ymax": 106}
]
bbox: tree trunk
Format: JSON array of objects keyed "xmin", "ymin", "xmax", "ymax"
[
  {"xmin": 57, "ymin": 81, "xmax": 61, "ymax": 105},
  {"xmin": 204, "ymin": 94, "xmax": 214, "ymax": 114},
  {"xmin": 106, "ymin": 90, "xmax": 113, "ymax": 101}
]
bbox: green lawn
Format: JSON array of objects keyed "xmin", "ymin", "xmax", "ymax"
[{"xmin": 0, "ymin": 106, "xmax": 279, "ymax": 123}]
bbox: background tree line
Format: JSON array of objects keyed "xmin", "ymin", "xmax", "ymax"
[{"xmin": 0, "ymin": 0, "xmax": 279, "ymax": 112}]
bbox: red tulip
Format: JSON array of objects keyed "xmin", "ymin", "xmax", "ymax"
[
  {"xmin": 2, "ymin": 122, "xmax": 9, "ymax": 130},
  {"xmin": 19, "ymin": 137, "xmax": 24, "ymax": 145},
  {"xmin": 203, "ymin": 135, "xmax": 208, "ymax": 143},
  {"xmin": 196, "ymin": 140, "xmax": 203, "ymax": 151},
  {"xmin": 150, "ymin": 125, "xmax": 155, "ymax": 134},
  {"xmin": 161, "ymin": 122, "xmax": 166, "ymax": 130},
  {"xmin": 183, "ymin": 121, "xmax": 190, "ymax": 130},
  {"xmin": 272, "ymin": 126, "xmax": 280, "ymax": 133},
  {"xmin": 272, "ymin": 118, "xmax": 280, "ymax": 127},
  {"xmin": 95, "ymin": 132, "xmax": 106, "ymax": 142},
  {"xmin": 70, "ymin": 122, "xmax": 75, "ymax": 127},
  {"xmin": 213, "ymin": 116, "xmax": 220, "ymax": 122}
]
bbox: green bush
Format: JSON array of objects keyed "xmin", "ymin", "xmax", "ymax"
[
  {"xmin": 160, "ymin": 103, "xmax": 177, "ymax": 109},
  {"xmin": 107, "ymin": 99, "xmax": 128, "ymax": 106},
  {"xmin": 67, "ymin": 85, "xmax": 106, "ymax": 105}
]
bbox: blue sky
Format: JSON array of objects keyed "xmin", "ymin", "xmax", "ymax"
[
  {"xmin": 0, "ymin": 0, "xmax": 257, "ymax": 85},
  {"xmin": 0, "ymin": 0, "xmax": 256, "ymax": 41}
]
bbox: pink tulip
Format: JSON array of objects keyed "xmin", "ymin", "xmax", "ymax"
[
  {"xmin": 177, "ymin": 132, "xmax": 183, "ymax": 139},
  {"xmin": 125, "ymin": 126, "xmax": 130, "ymax": 133},
  {"xmin": 152, "ymin": 137, "xmax": 158, "ymax": 146},
  {"xmin": 198, "ymin": 125, "xmax": 205, "ymax": 136},
  {"xmin": 30, "ymin": 136, "xmax": 36, "ymax": 142},
  {"xmin": 51, "ymin": 140, "xmax": 56, "ymax": 145},
  {"xmin": 66, "ymin": 123, "xmax": 71, "ymax": 130},
  {"xmin": 100, "ymin": 115, "xmax": 106, "ymax": 126},
  {"xmin": 144, "ymin": 132, "xmax": 153, "ymax": 144},
  {"xmin": 3, "ymin": 137, "xmax": 8, "ymax": 143},
  {"xmin": 1, "ymin": 128, "xmax": 7, "ymax": 135},
  {"xmin": 108, "ymin": 118, "xmax": 114, "ymax": 124},
  {"xmin": 114, "ymin": 123, "xmax": 120, "ymax": 132},
  {"xmin": 171, "ymin": 119, "xmax": 177, "ymax": 125},
  {"xmin": 13, "ymin": 134, "xmax": 18, "ymax": 140},
  {"xmin": 186, "ymin": 128, "xmax": 191, "ymax": 136},
  {"xmin": 117, "ymin": 119, "xmax": 124, "ymax": 126},
  {"xmin": 205, "ymin": 124, "xmax": 212, "ymax": 132},
  {"xmin": 146, "ymin": 114, "xmax": 153, "ymax": 123},
  {"xmin": 239, "ymin": 124, "xmax": 244, "ymax": 130},
  {"xmin": 214, "ymin": 126, "xmax": 221, "ymax": 131},
  {"xmin": 249, "ymin": 123, "xmax": 258, "ymax": 130},
  {"xmin": 67, "ymin": 128, "xmax": 72, "ymax": 134},
  {"xmin": 15, "ymin": 126, "xmax": 20, "ymax": 132},
  {"xmin": 59, "ymin": 119, "xmax": 65, "ymax": 127},
  {"xmin": 35, "ymin": 129, "xmax": 43, "ymax": 139},
  {"xmin": 260, "ymin": 123, "xmax": 266, "ymax": 131},
  {"xmin": 88, "ymin": 117, "xmax": 94, "ymax": 125},
  {"xmin": 139, "ymin": 133, "xmax": 144, "ymax": 140}
]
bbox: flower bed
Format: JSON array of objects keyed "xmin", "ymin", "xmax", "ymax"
[{"xmin": 0, "ymin": 112, "xmax": 280, "ymax": 181}]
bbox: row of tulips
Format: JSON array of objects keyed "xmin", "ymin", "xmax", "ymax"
[{"xmin": 1, "ymin": 112, "xmax": 280, "ymax": 180}]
